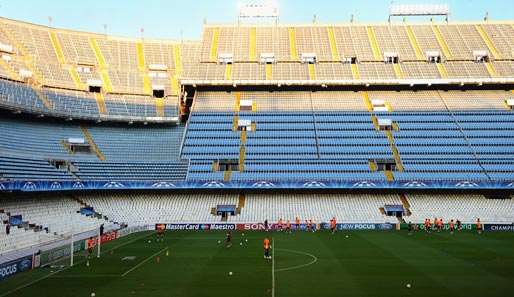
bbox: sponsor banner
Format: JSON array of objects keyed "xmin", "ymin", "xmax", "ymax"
[
  {"xmin": 327, "ymin": 223, "xmax": 395, "ymax": 231},
  {"xmin": 400, "ymin": 223, "xmax": 475, "ymax": 231},
  {"xmin": 484, "ymin": 224, "xmax": 514, "ymax": 232},
  {"xmin": 100, "ymin": 230, "xmax": 118, "ymax": 244},
  {"xmin": 236, "ymin": 223, "xmax": 319, "ymax": 231},
  {"xmin": 82, "ymin": 230, "xmax": 119, "ymax": 249},
  {"xmin": 164, "ymin": 224, "xmax": 235, "ymax": 231},
  {"xmin": 0, "ymin": 256, "xmax": 32, "ymax": 281}
]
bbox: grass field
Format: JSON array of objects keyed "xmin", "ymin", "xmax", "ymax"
[{"xmin": 1, "ymin": 229, "xmax": 514, "ymax": 297}]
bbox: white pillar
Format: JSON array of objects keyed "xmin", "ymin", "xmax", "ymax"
[{"xmin": 70, "ymin": 232, "xmax": 74, "ymax": 266}]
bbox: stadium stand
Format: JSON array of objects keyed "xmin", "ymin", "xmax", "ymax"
[
  {"xmin": 0, "ymin": 195, "xmax": 114, "ymax": 254},
  {"xmin": 1, "ymin": 14, "xmax": 514, "ymax": 257}
]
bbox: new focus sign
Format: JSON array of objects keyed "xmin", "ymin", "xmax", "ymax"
[{"xmin": 0, "ymin": 256, "xmax": 32, "ymax": 281}]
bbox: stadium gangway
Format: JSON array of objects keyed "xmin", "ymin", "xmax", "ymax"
[
  {"xmin": 136, "ymin": 42, "xmax": 153, "ymax": 95},
  {"xmin": 327, "ymin": 27, "xmax": 340, "ymax": 61},
  {"xmin": 49, "ymin": 31, "xmax": 86, "ymax": 90},
  {"xmin": 89, "ymin": 38, "xmax": 114, "ymax": 93},
  {"xmin": 405, "ymin": 26, "xmax": 425, "ymax": 61},
  {"xmin": 93, "ymin": 92, "xmax": 108, "ymax": 115},
  {"xmin": 249, "ymin": 27, "xmax": 257, "ymax": 62},
  {"xmin": 431, "ymin": 25, "xmax": 452, "ymax": 60}
]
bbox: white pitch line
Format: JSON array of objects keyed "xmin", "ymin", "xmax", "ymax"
[
  {"xmin": 121, "ymin": 247, "xmax": 168, "ymax": 277},
  {"xmin": 274, "ymin": 248, "xmax": 318, "ymax": 272},
  {"xmin": 0, "ymin": 231, "xmax": 153, "ymax": 297},
  {"xmin": 272, "ymin": 237, "xmax": 275, "ymax": 297},
  {"xmin": 49, "ymin": 274, "xmax": 119, "ymax": 278}
]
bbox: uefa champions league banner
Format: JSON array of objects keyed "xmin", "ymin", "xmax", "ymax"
[
  {"xmin": 0, "ymin": 255, "xmax": 32, "ymax": 281},
  {"xmin": 2, "ymin": 179, "xmax": 514, "ymax": 191},
  {"xmin": 484, "ymin": 224, "xmax": 514, "ymax": 232}
]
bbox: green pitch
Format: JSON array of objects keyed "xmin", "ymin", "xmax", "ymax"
[{"xmin": 1, "ymin": 230, "xmax": 514, "ymax": 297}]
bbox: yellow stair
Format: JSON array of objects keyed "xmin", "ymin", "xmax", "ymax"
[
  {"xmin": 155, "ymin": 98, "xmax": 165, "ymax": 117},
  {"xmin": 385, "ymin": 130, "xmax": 404, "ymax": 172},
  {"xmin": 210, "ymin": 28, "xmax": 220, "ymax": 62},
  {"xmin": 136, "ymin": 42, "xmax": 146, "ymax": 71},
  {"xmin": 238, "ymin": 193, "xmax": 246, "ymax": 210},
  {"xmin": 49, "ymin": 31, "xmax": 86, "ymax": 90},
  {"xmin": 223, "ymin": 169, "xmax": 232, "ymax": 182},
  {"xmin": 369, "ymin": 160, "xmax": 377, "ymax": 172},
  {"xmin": 89, "ymin": 38, "xmax": 113, "ymax": 93},
  {"xmin": 327, "ymin": 27, "xmax": 340, "ymax": 61},
  {"xmin": 393, "ymin": 63, "xmax": 404, "ymax": 79},
  {"xmin": 33, "ymin": 87, "xmax": 54, "ymax": 110},
  {"xmin": 431, "ymin": 25, "xmax": 452, "ymax": 60},
  {"xmin": 94, "ymin": 92, "xmax": 108, "ymax": 115},
  {"xmin": 265, "ymin": 63, "xmax": 272, "ymax": 80},
  {"xmin": 405, "ymin": 26, "xmax": 425, "ymax": 60},
  {"xmin": 384, "ymin": 170, "xmax": 394, "ymax": 182},
  {"xmin": 484, "ymin": 62, "xmax": 498, "ymax": 78},
  {"xmin": 232, "ymin": 115, "xmax": 239, "ymax": 131},
  {"xmin": 240, "ymin": 130, "xmax": 247, "ymax": 144},
  {"xmin": 49, "ymin": 31, "xmax": 66, "ymax": 65},
  {"xmin": 68, "ymin": 67, "xmax": 85, "ymax": 89},
  {"xmin": 436, "ymin": 63, "xmax": 448, "ymax": 79},
  {"xmin": 308, "ymin": 63, "xmax": 316, "ymax": 80},
  {"xmin": 371, "ymin": 115, "xmax": 380, "ymax": 131},
  {"xmin": 234, "ymin": 92, "xmax": 241, "ymax": 111},
  {"xmin": 239, "ymin": 146, "xmax": 245, "ymax": 172},
  {"xmin": 361, "ymin": 91, "xmax": 373, "ymax": 112},
  {"xmin": 80, "ymin": 125, "xmax": 105, "ymax": 161},
  {"xmin": 288, "ymin": 27, "xmax": 298, "ymax": 61},
  {"xmin": 366, "ymin": 26, "xmax": 382, "ymax": 61},
  {"xmin": 170, "ymin": 75, "xmax": 180, "ymax": 96},
  {"xmin": 173, "ymin": 44, "xmax": 183, "ymax": 76},
  {"xmin": 351, "ymin": 63, "xmax": 360, "ymax": 80},
  {"xmin": 225, "ymin": 63, "xmax": 232, "ymax": 80},
  {"xmin": 135, "ymin": 42, "xmax": 152, "ymax": 94},
  {"xmin": 249, "ymin": 27, "xmax": 256, "ymax": 61},
  {"xmin": 475, "ymin": 25, "xmax": 501, "ymax": 59}
]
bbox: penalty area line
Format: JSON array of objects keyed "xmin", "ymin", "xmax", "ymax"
[
  {"xmin": 121, "ymin": 247, "xmax": 168, "ymax": 277},
  {"xmin": 0, "ymin": 231, "xmax": 153, "ymax": 297}
]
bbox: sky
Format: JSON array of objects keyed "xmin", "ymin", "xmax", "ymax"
[{"xmin": 0, "ymin": 0, "xmax": 512, "ymax": 40}]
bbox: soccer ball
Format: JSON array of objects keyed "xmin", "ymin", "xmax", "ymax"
[
  {"xmin": 245, "ymin": 239, "xmax": 248, "ymax": 242},
  {"xmin": 91, "ymin": 293, "xmax": 96, "ymax": 297},
  {"xmin": 240, "ymin": 242, "xmax": 243, "ymax": 246},
  {"xmin": 242, "ymin": 233, "xmax": 245, "ymax": 236},
  {"xmin": 217, "ymin": 240, "xmax": 221, "ymax": 244},
  {"xmin": 229, "ymin": 271, "xmax": 233, "ymax": 276},
  {"xmin": 345, "ymin": 235, "xmax": 349, "ymax": 238},
  {"xmin": 406, "ymin": 283, "xmax": 411, "ymax": 288},
  {"xmin": 148, "ymin": 240, "xmax": 151, "ymax": 243}
]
